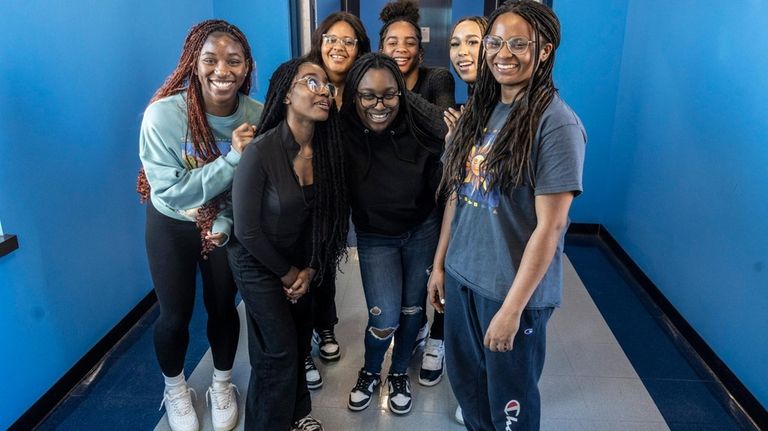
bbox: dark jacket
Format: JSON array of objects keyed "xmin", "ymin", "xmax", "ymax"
[
  {"xmin": 232, "ymin": 121, "xmax": 315, "ymax": 277},
  {"xmin": 412, "ymin": 66, "xmax": 456, "ymax": 110},
  {"xmin": 341, "ymin": 92, "xmax": 447, "ymax": 236}
]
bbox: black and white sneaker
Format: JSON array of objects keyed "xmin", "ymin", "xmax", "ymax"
[
  {"xmin": 418, "ymin": 338, "xmax": 445, "ymax": 386},
  {"xmin": 304, "ymin": 355, "xmax": 323, "ymax": 390},
  {"xmin": 347, "ymin": 369, "xmax": 381, "ymax": 411},
  {"xmin": 312, "ymin": 329, "xmax": 341, "ymax": 361},
  {"xmin": 291, "ymin": 414, "xmax": 324, "ymax": 431},
  {"xmin": 387, "ymin": 373, "xmax": 412, "ymax": 415}
]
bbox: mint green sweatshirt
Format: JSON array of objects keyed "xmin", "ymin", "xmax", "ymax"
[{"xmin": 139, "ymin": 92, "xmax": 263, "ymax": 244}]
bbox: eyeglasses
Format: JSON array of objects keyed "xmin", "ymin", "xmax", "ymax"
[
  {"xmin": 357, "ymin": 91, "xmax": 401, "ymax": 108},
  {"xmin": 294, "ymin": 76, "xmax": 338, "ymax": 98},
  {"xmin": 482, "ymin": 35, "xmax": 535, "ymax": 55},
  {"xmin": 322, "ymin": 34, "xmax": 358, "ymax": 49}
]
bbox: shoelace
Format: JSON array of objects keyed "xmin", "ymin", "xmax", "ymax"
[
  {"xmin": 387, "ymin": 374, "xmax": 409, "ymax": 395},
  {"xmin": 206, "ymin": 383, "xmax": 239, "ymax": 410},
  {"xmin": 353, "ymin": 372, "xmax": 378, "ymax": 392},
  {"xmin": 304, "ymin": 356, "xmax": 318, "ymax": 371},
  {"xmin": 293, "ymin": 415, "xmax": 323, "ymax": 431},
  {"xmin": 316, "ymin": 329, "xmax": 337, "ymax": 344},
  {"xmin": 159, "ymin": 387, "xmax": 197, "ymax": 415}
]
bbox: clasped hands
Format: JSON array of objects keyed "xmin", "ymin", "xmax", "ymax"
[{"xmin": 280, "ymin": 266, "xmax": 314, "ymax": 304}]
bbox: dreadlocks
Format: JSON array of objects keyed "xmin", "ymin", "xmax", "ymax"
[
  {"xmin": 440, "ymin": 0, "xmax": 560, "ymax": 196},
  {"xmin": 256, "ymin": 57, "xmax": 349, "ymax": 281},
  {"xmin": 137, "ymin": 19, "xmax": 254, "ymax": 256}
]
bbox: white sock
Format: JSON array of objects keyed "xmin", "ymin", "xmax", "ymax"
[
  {"xmin": 163, "ymin": 372, "xmax": 187, "ymax": 394},
  {"xmin": 212, "ymin": 368, "xmax": 232, "ymax": 385}
]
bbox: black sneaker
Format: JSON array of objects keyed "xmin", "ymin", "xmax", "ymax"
[
  {"xmin": 347, "ymin": 369, "xmax": 381, "ymax": 411},
  {"xmin": 291, "ymin": 414, "xmax": 324, "ymax": 431},
  {"xmin": 312, "ymin": 329, "xmax": 341, "ymax": 361},
  {"xmin": 304, "ymin": 355, "xmax": 323, "ymax": 390},
  {"xmin": 387, "ymin": 373, "xmax": 412, "ymax": 414}
]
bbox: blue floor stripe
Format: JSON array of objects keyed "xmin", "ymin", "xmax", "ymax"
[
  {"xmin": 38, "ymin": 283, "xmax": 212, "ymax": 431},
  {"xmin": 565, "ymin": 235, "xmax": 751, "ymax": 430}
]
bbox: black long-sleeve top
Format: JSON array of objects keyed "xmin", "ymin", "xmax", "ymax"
[
  {"xmin": 340, "ymin": 92, "xmax": 448, "ymax": 236},
  {"xmin": 232, "ymin": 121, "xmax": 315, "ymax": 277},
  {"xmin": 412, "ymin": 66, "xmax": 456, "ymax": 110}
]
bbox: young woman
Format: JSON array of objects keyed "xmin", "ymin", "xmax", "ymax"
[
  {"xmin": 430, "ymin": 1, "xmax": 586, "ymax": 430},
  {"xmin": 300, "ymin": 11, "xmax": 370, "ymax": 388},
  {"xmin": 138, "ymin": 19, "xmax": 262, "ymax": 431},
  {"xmin": 228, "ymin": 57, "xmax": 347, "ymax": 431},
  {"xmin": 377, "ymin": 0, "xmax": 457, "ymax": 387},
  {"xmin": 378, "ymin": 0, "xmax": 455, "ymax": 110},
  {"xmin": 340, "ymin": 53, "xmax": 446, "ymax": 415}
]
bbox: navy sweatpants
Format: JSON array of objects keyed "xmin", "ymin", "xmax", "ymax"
[{"xmin": 444, "ymin": 273, "xmax": 553, "ymax": 431}]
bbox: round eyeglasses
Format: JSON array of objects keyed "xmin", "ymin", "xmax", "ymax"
[
  {"xmin": 357, "ymin": 91, "xmax": 401, "ymax": 108},
  {"xmin": 482, "ymin": 35, "xmax": 535, "ymax": 55},
  {"xmin": 322, "ymin": 34, "xmax": 358, "ymax": 49},
  {"xmin": 294, "ymin": 76, "xmax": 338, "ymax": 98}
]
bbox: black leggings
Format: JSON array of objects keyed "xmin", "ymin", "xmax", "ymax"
[{"xmin": 145, "ymin": 202, "xmax": 240, "ymax": 377}]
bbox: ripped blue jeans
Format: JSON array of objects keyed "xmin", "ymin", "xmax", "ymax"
[{"xmin": 356, "ymin": 213, "xmax": 439, "ymax": 375}]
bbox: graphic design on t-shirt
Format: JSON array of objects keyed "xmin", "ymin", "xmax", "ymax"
[
  {"xmin": 182, "ymin": 141, "xmax": 232, "ymax": 169},
  {"xmin": 459, "ymin": 127, "xmax": 501, "ymax": 211}
]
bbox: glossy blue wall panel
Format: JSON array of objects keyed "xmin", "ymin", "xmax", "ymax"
[
  {"xmin": 606, "ymin": 0, "xmax": 768, "ymax": 408},
  {"xmin": 0, "ymin": 1, "xmax": 211, "ymax": 428},
  {"xmin": 212, "ymin": 0, "xmax": 292, "ymax": 101}
]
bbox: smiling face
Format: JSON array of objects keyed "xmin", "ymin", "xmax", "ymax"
[
  {"xmin": 285, "ymin": 63, "xmax": 332, "ymax": 123},
  {"xmin": 486, "ymin": 12, "xmax": 552, "ymax": 103},
  {"xmin": 381, "ymin": 21, "xmax": 421, "ymax": 77},
  {"xmin": 354, "ymin": 67, "xmax": 400, "ymax": 133},
  {"xmin": 321, "ymin": 20, "xmax": 359, "ymax": 80},
  {"xmin": 449, "ymin": 20, "xmax": 483, "ymax": 84},
  {"xmin": 195, "ymin": 32, "xmax": 248, "ymax": 116}
]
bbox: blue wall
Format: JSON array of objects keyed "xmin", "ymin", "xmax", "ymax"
[
  {"xmin": 601, "ymin": 0, "xmax": 768, "ymax": 409},
  {"xmin": 0, "ymin": 1, "xmax": 290, "ymax": 428}
]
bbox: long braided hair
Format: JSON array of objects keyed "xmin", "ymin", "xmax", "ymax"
[
  {"xmin": 136, "ymin": 19, "xmax": 254, "ymax": 256},
  {"xmin": 440, "ymin": 0, "xmax": 560, "ymax": 196},
  {"xmin": 255, "ymin": 57, "xmax": 349, "ymax": 280}
]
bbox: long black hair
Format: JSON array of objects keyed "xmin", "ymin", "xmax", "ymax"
[
  {"xmin": 256, "ymin": 57, "xmax": 349, "ymax": 279},
  {"xmin": 440, "ymin": 0, "xmax": 560, "ymax": 196}
]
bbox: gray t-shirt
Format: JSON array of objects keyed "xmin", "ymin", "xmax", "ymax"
[{"xmin": 445, "ymin": 94, "xmax": 586, "ymax": 307}]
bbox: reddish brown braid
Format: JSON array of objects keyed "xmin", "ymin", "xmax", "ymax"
[{"xmin": 137, "ymin": 20, "xmax": 254, "ymax": 256}]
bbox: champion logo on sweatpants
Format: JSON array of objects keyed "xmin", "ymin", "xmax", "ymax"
[{"xmin": 504, "ymin": 399, "xmax": 521, "ymax": 430}]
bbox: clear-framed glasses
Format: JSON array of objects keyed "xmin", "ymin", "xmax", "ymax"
[
  {"xmin": 294, "ymin": 76, "xmax": 338, "ymax": 98},
  {"xmin": 357, "ymin": 91, "xmax": 401, "ymax": 108},
  {"xmin": 482, "ymin": 35, "xmax": 535, "ymax": 55},
  {"xmin": 322, "ymin": 34, "xmax": 358, "ymax": 49}
]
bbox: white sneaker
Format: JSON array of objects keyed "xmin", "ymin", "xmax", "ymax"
[
  {"xmin": 418, "ymin": 338, "xmax": 445, "ymax": 386},
  {"xmin": 159, "ymin": 386, "xmax": 199, "ymax": 431},
  {"xmin": 206, "ymin": 381, "xmax": 239, "ymax": 431},
  {"xmin": 455, "ymin": 405, "xmax": 464, "ymax": 425}
]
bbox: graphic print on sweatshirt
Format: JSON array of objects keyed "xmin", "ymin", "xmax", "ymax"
[
  {"xmin": 181, "ymin": 140, "xmax": 232, "ymax": 169},
  {"xmin": 458, "ymin": 127, "xmax": 501, "ymax": 211}
]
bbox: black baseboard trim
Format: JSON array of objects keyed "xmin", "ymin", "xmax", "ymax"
[
  {"xmin": 10, "ymin": 290, "xmax": 158, "ymax": 431},
  {"xmin": 568, "ymin": 223, "xmax": 767, "ymax": 430}
]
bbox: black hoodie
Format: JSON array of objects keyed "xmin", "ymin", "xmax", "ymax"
[{"xmin": 340, "ymin": 92, "xmax": 447, "ymax": 236}]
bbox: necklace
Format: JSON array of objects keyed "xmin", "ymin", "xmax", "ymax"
[{"xmin": 297, "ymin": 149, "xmax": 313, "ymax": 160}]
